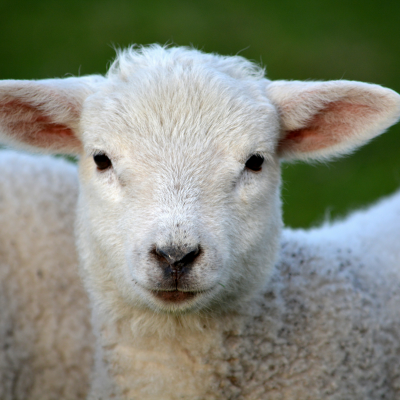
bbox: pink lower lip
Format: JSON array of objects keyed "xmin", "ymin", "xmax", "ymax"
[{"xmin": 152, "ymin": 290, "xmax": 197, "ymax": 303}]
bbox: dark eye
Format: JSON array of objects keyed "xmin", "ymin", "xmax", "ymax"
[
  {"xmin": 93, "ymin": 153, "xmax": 112, "ymax": 171},
  {"xmin": 245, "ymin": 155, "xmax": 264, "ymax": 172}
]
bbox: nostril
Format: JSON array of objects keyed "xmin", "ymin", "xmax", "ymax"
[
  {"xmin": 155, "ymin": 248, "xmax": 175, "ymax": 265},
  {"xmin": 178, "ymin": 248, "xmax": 200, "ymax": 266},
  {"xmin": 153, "ymin": 245, "xmax": 201, "ymax": 268}
]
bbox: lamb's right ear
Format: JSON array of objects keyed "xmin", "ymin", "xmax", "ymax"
[
  {"xmin": 266, "ymin": 80, "xmax": 400, "ymax": 161},
  {"xmin": 0, "ymin": 75, "xmax": 105, "ymax": 154}
]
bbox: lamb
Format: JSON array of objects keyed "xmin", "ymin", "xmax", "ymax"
[{"xmin": 1, "ymin": 44, "xmax": 400, "ymax": 399}]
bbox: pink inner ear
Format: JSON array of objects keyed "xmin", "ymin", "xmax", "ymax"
[
  {"xmin": 0, "ymin": 99, "xmax": 81, "ymax": 151},
  {"xmin": 278, "ymin": 100, "xmax": 380, "ymax": 155}
]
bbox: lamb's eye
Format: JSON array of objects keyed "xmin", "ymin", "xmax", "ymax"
[
  {"xmin": 245, "ymin": 155, "xmax": 264, "ymax": 172},
  {"xmin": 93, "ymin": 154, "xmax": 112, "ymax": 171}
]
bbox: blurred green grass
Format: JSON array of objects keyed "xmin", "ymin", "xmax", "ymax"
[{"xmin": 1, "ymin": 0, "xmax": 399, "ymax": 227}]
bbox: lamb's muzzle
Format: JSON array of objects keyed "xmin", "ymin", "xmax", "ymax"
[
  {"xmin": 150, "ymin": 245, "xmax": 201, "ymax": 303},
  {"xmin": 150, "ymin": 244, "xmax": 202, "ymax": 303}
]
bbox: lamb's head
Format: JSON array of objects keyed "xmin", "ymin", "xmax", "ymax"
[
  {"xmin": 1, "ymin": 45, "xmax": 399, "ymax": 317},
  {"xmin": 75, "ymin": 47, "xmax": 283, "ymax": 315}
]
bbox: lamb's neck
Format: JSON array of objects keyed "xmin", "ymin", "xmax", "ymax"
[{"xmin": 89, "ymin": 308, "xmax": 241, "ymax": 400}]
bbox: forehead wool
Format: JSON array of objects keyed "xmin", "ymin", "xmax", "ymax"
[
  {"xmin": 107, "ymin": 44, "xmax": 267, "ymax": 83},
  {"xmin": 83, "ymin": 45, "xmax": 277, "ymax": 162}
]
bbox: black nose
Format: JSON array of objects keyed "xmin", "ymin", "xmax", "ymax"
[
  {"xmin": 156, "ymin": 245, "xmax": 200, "ymax": 266},
  {"xmin": 153, "ymin": 245, "xmax": 201, "ymax": 276}
]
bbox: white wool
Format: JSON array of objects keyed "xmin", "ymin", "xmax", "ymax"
[
  {"xmin": 0, "ymin": 45, "xmax": 399, "ymax": 399},
  {"xmin": 0, "ymin": 152, "xmax": 93, "ymax": 399}
]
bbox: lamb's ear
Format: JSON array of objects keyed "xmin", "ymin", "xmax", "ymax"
[
  {"xmin": 0, "ymin": 75, "xmax": 105, "ymax": 154},
  {"xmin": 266, "ymin": 80, "xmax": 400, "ymax": 161}
]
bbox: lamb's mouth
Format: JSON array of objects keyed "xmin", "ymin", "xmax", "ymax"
[{"xmin": 152, "ymin": 290, "xmax": 198, "ymax": 303}]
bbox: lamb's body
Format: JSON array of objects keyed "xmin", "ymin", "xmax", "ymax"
[
  {"xmin": 230, "ymin": 199, "xmax": 400, "ymax": 399},
  {"xmin": 0, "ymin": 152, "xmax": 93, "ymax": 400},
  {"xmin": 1, "ymin": 151, "xmax": 400, "ymax": 399}
]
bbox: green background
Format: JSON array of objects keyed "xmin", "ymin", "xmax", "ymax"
[{"xmin": 1, "ymin": 0, "xmax": 399, "ymax": 227}]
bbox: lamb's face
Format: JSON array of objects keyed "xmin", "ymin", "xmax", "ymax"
[{"xmin": 76, "ymin": 65, "xmax": 282, "ymax": 313}]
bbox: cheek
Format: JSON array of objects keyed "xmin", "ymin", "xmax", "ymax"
[{"xmin": 229, "ymin": 182, "xmax": 280, "ymax": 255}]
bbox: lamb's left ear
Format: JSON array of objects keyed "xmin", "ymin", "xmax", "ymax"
[
  {"xmin": 266, "ymin": 80, "xmax": 400, "ymax": 161},
  {"xmin": 0, "ymin": 75, "xmax": 105, "ymax": 154}
]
